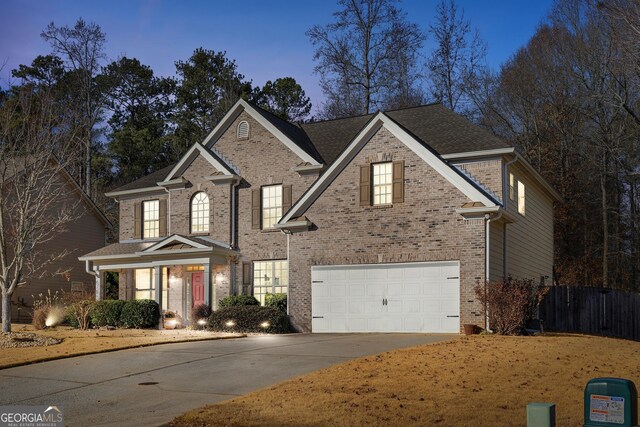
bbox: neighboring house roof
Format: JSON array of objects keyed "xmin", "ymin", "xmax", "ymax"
[{"xmin": 108, "ymin": 164, "xmax": 176, "ymax": 194}]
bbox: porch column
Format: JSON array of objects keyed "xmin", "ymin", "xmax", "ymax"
[
  {"xmin": 203, "ymin": 263, "xmax": 211, "ymax": 306},
  {"xmin": 94, "ymin": 270, "xmax": 102, "ymax": 301},
  {"xmin": 154, "ymin": 265, "xmax": 162, "ymax": 308}
]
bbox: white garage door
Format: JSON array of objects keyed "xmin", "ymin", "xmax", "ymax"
[{"xmin": 311, "ymin": 261, "xmax": 460, "ymax": 333}]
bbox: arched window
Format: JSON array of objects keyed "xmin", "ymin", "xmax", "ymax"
[
  {"xmin": 237, "ymin": 120, "xmax": 250, "ymax": 139},
  {"xmin": 191, "ymin": 192, "xmax": 209, "ymax": 233}
]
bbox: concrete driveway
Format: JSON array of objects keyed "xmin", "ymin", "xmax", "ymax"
[{"xmin": 0, "ymin": 333, "xmax": 455, "ymax": 426}]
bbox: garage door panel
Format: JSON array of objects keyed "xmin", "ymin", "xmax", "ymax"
[{"xmin": 312, "ymin": 262, "xmax": 460, "ymax": 333}]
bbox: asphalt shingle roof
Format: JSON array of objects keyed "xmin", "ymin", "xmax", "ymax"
[{"xmin": 107, "ymin": 103, "xmax": 511, "ymax": 194}]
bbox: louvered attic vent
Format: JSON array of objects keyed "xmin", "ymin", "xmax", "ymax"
[{"xmin": 237, "ymin": 121, "xmax": 250, "ymax": 139}]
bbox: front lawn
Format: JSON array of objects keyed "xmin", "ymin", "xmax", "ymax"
[
  {"xmin": 0, "ymin": 324, "xmax": 243, "ymax": 369},
  {"xmin": 169, "ymin": 334, "xmax": 640, "ymax": 426}
]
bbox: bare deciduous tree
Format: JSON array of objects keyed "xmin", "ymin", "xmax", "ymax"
[
  {"xmin": 307, "ymin": 0, "xmax": 424, "ymax": 118},
  {"xmin": 0, "ymin": 88, "xmax": 81, "ymax": 332},
  {"xmin": 427, "ymin": 0, "xmax": 488, "ymax": 115},
  {"xmin": 41, "ymin": 18, "xmax": 106, "ymax": 198}
]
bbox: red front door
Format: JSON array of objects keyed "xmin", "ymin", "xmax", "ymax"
[{"xmin": 192, "ymin": 272, "xmax": 205, "ymax": 307}]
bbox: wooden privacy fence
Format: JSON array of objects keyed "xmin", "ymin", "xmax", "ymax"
[{"xmin": 539, "ymin": 286, "xmax": 640, "ymax": 341}]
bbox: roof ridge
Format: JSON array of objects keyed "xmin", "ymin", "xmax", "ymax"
[{"xmin": 303, "ymin": 102, "xmax": 443, "ymax": 125}]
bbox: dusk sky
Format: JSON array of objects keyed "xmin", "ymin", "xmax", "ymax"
[{"xmin": 1, "ymin": 0, "xmax": 554, "ymax": 112}]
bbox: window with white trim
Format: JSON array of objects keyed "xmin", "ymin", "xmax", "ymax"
[
  {"xmin": 134, "ymin": 268, "xmax": 156, "ymax": 300},
  {"xmin": 253, "ymin": 260, "xmax": 288, "ymax": 305},
  {"xmin": 262, "ymin": 185, "xmax": 282, "ymax": 229},
  {"xmin": 191, "ymin": 192, "xmax": 209, "ymax": 233},
  {"xmin": 509, "ymin": 173, "xmax": 516, "ymax": 201},
  {"xmin": 372, "ymin": 162, "xmax": 393, "ymax": 205},
  {"xmin": 237, "ymin": 120, "xmax": 250, "ymax": 139},
  {"xmin": 517, "ymin": 180, "xmax": 526, "ymax": 215},
  {"xmin": 143, "ymin": 200, "xmax": 159, "ymax": 238}
]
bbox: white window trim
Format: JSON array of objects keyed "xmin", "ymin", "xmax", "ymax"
[
  {"xmin": 252, "ymin": 260, "xmax": 288, "ymax": 305},
  {"xmin": 262, "ymin": 184, "xmax": 283, "ymax": 230},
  {"xmin": 143, "ymin": 200, "xmax": 160, "ymax": 239},
  {"xmin": 191, "ymin": 192, "xmax": 210, "ymax": 234},
  {"xmin": 517, "ymin": 180, "xmax": 526, "ymax": 216},
  {"xmin": 372, "ymin": 162, "xmax": 393, "ymax": 206}
]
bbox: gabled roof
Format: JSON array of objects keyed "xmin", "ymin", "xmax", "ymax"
[
  {"xmin": 164, "ymin": 143, "xmax": 237, "ymax": 182},
  {"xmin": 299, "ymin": 104, "xmax": 511, "ymax": 165},
  {"xmin": 79, "ymin": 234, "xmax": 236, "ymax": 261},
  {"xmin": 279, "ymin": 112, "xmax": 500, "ymax": 225},
  {"xmin": 202, "ymin": 98, "xmax": 323, "ymax": 165}
]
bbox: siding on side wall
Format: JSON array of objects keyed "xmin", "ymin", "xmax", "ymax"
[
  {"xmin": 6, "ymin": 174, "xmax": 107, "ymax": 321},
  {"xmin": 489, "ymin": 221, "xmax": 505, "ymax": 282},
  {"xmin": 505, "ymin": 163, "xmax": 554, "ymax": 283}
]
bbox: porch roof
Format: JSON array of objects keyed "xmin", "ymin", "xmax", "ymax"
[{"xmin": 79, "ymin": 235, "xmax": 236, "ymax": 261}]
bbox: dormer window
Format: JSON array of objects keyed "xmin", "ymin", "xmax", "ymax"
[{"xmin": 237, "ymin": 120, "xmax": 250, "ymax": 139}]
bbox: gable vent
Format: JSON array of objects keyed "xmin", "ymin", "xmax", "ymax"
[{"xmin": 237, "ymin": 120, "xmax": 250, "ymax": 139}]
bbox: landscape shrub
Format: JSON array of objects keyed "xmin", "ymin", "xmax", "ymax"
[
  {"xmin": 474, "ymin": 278, "xmax": 548, "ymax": 335},
  {"xmin": 207, "ymin": 305, "xmax": 292, "ymax": 334},
  {"xmin": 66, "ymin": 300, "xmax": 94, "ymax": 330},
  {"xmin": 91, "ymin": 300, "xmax": 126, "ymax": 327},
  {"xmin": 190, "ymin": 304, "xmax": 212, "ymax": 328},
  {"xmin": 218, "ymin": 294, "xmax": 259, "ymax": 307},
  {"xmin": 264, "ymin": 293, "xmax": 287, "ymax": 313},
  {"xmin": 120, "ymin": 299, "xmax": 160, "ymax": 328}
]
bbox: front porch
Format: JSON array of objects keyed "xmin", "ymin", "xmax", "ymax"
[{"xmin": 80, "ymin": 235, "xmax": 238, "ymax": 326}]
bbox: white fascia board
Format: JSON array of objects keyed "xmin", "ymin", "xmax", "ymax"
[
  {"xmin": 204, "ymin": 99, "xmax": 321, "ymax": 166},
  {"xmin": 165, "ymin": 144, "xmax": 234, "ymax": 182},
  {"xmin": 281, "ymin": 113, "xmax": 497, "ymax": 224},
  {"xmin": 78, "ymin": 253, "xmax": 140, "ymax": 261},
  {"xmin": 279, "ymin": 116, "xmax": 385, "ymax": 223},
  {"xmin": 136, "ymin": 248, "xmax": 212, "ymax": 257},
  {"xmin": 105, "ymin": 186, "xmax": 166, "ymax": 198},
  {"xmin": 381, "ymin": 116, "xmax": 496, "ymax": 207},
  {"xmin": 143, "ymin": 235, "xmax": 210, "ymax": 252},
  {"xmin": 96, "ymin": 257, "xmax": 213, "ymax": 271},
  {"xmin": 441, "ymin": 147, "xmax": 515, "ymax": 160}
]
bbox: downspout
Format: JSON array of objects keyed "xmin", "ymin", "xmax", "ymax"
[
  {"xmin": 485, "ymin": 211, "xmax": 502, "ymax": 331},
  {"xmin": 85, "ymin": 260, "xmax": 100, "ymax": 301},
  {"xmin": 230, "ymin": 179, "xmax": 241, "ymax": 294},
  {"xmin": 285, "ymin": 231, "xmax": 291, "ymax": 316}
]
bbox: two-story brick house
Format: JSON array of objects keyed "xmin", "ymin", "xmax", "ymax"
[{"xmin": 80, "ymin": 99, "xmax": 560, "ymax": 333}]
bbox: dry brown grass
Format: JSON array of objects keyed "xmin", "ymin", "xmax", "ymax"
[
  {"xmin": 170, "ymin": 334, "xmax": 640, "ymax": 427},
  {"xmin": 1, "ymin": 324, "xmax": 243, "ymax": 369}
]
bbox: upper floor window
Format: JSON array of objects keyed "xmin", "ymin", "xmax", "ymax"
[
  {"xmin": 191, "ymin": 192, "xmax": 210, "ymax": 233},
  {"xmin": 373, "ymin": 162, "xmax": 393, "ymax": 205},
  {"xmin": 509, "ymin": 173, "xmax": 516, "ymax": 201},
  {"xmin": 262, "ymin": 185, "xmax": 282, "ymax": 229},
  {"xmin": 517, "ymin": 180, "xmax": 526, "ymax": 215},
  {"xmin": 143, "ymin": 200, "xmax": 159, "ymax": 238},
  {"xmin": 237, "ymin": 120, "xmax": 250, "ymax": 139}
]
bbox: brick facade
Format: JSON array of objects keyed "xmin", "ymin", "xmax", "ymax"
[
  {"xmin": 110, "ymin": 109, "xmax": 529, "ymax": 332},
  {"xmin": 287, "ymin": 127, "xmax": 486, "ymax": 331}
]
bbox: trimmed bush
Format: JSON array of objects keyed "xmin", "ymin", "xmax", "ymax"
[
  {"xmin": 218, "ymin": 294, "xmax": 259, "ymax": 307},
  {"xmin": 264, "ymin": 293, "xmax": 287, "ymax": 314},
  {"xmin": 91, "ymin": 300, "xmax": 126, "ymax": 327},
  {"xmin": 120, "ymin": 299, "xmax": 160, "ymax": 328},
  {"xmin": 474, "ymin": 278, "xmax": 549, "ymax": 335},
  {"xmin": 190, "ymin": 304, "xmax": 212, "ymax": 328},
  {"xmin": 208, "ymin": 305, "xmax": 292, "ymax": 334}
]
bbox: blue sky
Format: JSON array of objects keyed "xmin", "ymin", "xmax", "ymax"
[{"xmin": 0, "ymin": 0, "xmax": 553, "ymax": 111}]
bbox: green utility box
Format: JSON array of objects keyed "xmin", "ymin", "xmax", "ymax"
[{"xmin": 584, "ymin": 378, "xmax": 638, "ymax": 427}]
